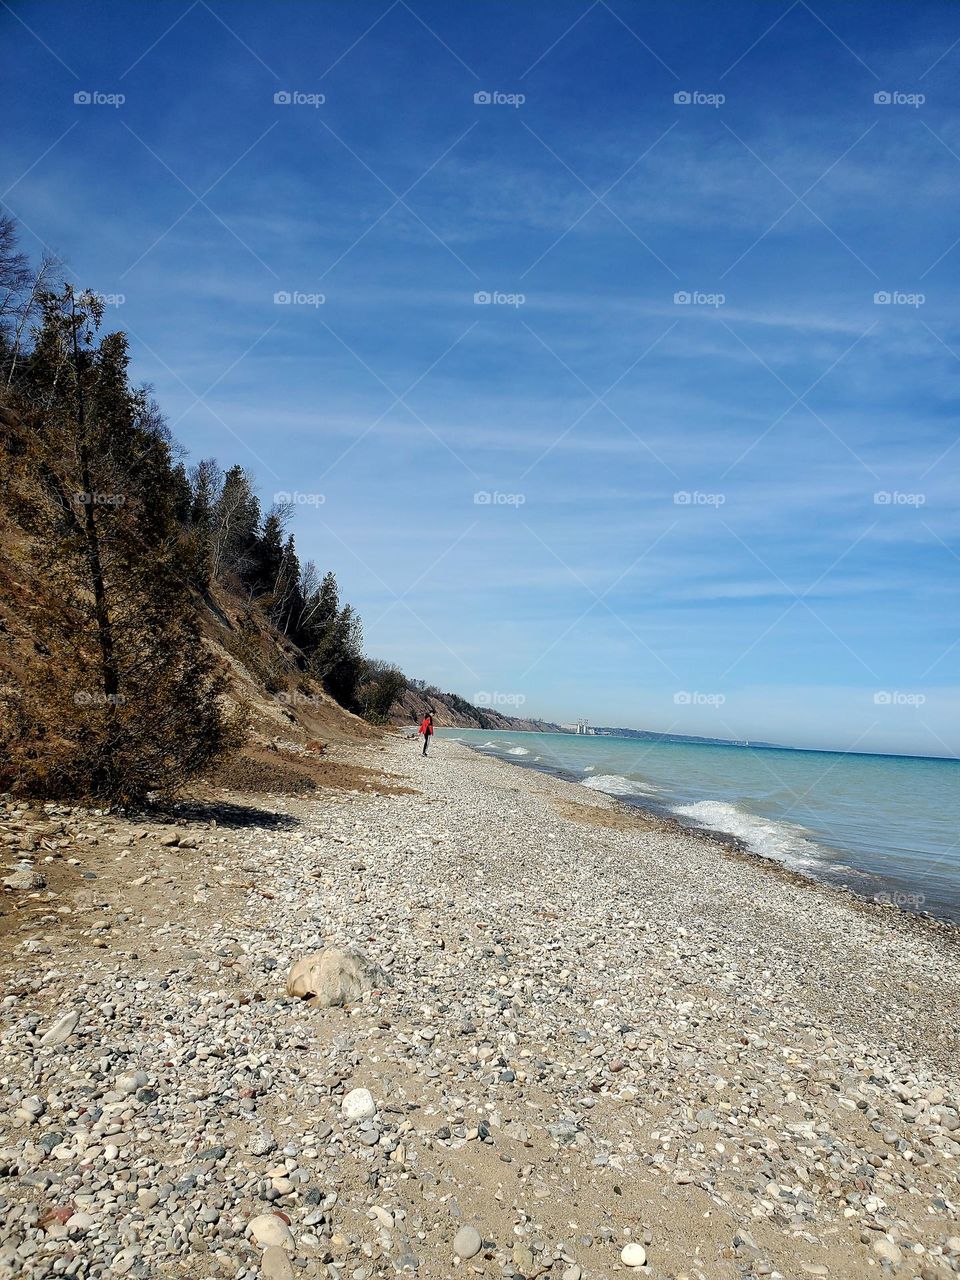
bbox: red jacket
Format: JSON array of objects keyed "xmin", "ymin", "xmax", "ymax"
[{"xmin": 419, "ymin": 717, "xmax": 433, "ymax": 736}]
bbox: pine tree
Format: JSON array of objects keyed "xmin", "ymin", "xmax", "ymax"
[
  {"xmin": 169, "ymin": 461, "xmax": 193, "ymax": 526},
  {"xmin": 0, "ymin": 285, "xmax": 245, "ymax": 802},
  {"xmin": 1, "ymin": 215, "xmax": 379, "ymax": 791},
  {"xmin": 302, "ymin": 570, "xmax": 342, "ymax": 674},
  {"xmin": 357, "ymin": 660, "xmax": 407, "ymax": 723},
  {"xmin": 210, "ymin": 465, "xmax": 260, "ymax": 586},
  {"xmin": 253, "ymin": 509, "xmax": 286, "ymax": 601},
  {"xmin": 185, "ymin": 457, "xmax": 223, "ymax": 592},
  {"xmin": 273, "ymin": 534, "xmax": 304, "ymax": 637},
  {"xmin": 299, "ymin": 570, "xmax": 365, "ymax": 707},
  {"xmin": 323, "ymin": 603, "xmax": 365, "ymax": 708}
]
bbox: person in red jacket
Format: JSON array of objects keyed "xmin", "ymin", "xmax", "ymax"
[{"xmin": 418, "ymin": 712, "xmax": 434, "ymax": 756}]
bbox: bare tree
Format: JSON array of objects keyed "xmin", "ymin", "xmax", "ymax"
[{"xmin": 2, "ymin": 214, "xmax": 63, "ymax": 386}]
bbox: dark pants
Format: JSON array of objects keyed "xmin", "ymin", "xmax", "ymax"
[{"xmin": 422, "ymin": 734, "xmax": 430, "ymax": 755}]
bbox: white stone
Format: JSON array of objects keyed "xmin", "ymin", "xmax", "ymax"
[
  {"xmin": 621, "ymin": 1243, "xmax": 647, "ymax": 1268},
  {"xmin": 248, "ymin": 1213, "xmax": 295, "ymax": 1250},
  {"xmin": 341, "ymin": 1087, "xmax": 376, "ymax": 1121},
  {"xmin": 453, "ymin": 1225, "xmax": 483, "ymax": 1259}
]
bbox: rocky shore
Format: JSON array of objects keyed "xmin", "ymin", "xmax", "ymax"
[{"xmin": 1, "ymin": 734, "xmax": 958, "ymax": 1280}]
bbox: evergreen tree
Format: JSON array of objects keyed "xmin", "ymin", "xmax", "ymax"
[
  {"xmin": 300, "ymin": 570, "xmax": 365, "ymax": 708},
  {"xmin": 252, "ymin": 509, "xmax": 286, "ymax": 600},
  {"xmin": 274, "ymin": 533, "xmax": 304, "ymax": 638},
  {"xmin": 185, "ymin": 457, "xmax": 223, "ymax": 592},
  {"xmin": 301, "ymin": 570, "xmax": 342, "ymax": 673},
  {"xmin": 323, "ymin": 603, "xmax": 365, "ymax": 708},
  {"xmin": 210, "ymin": 465, "xmax": 260, "ymax": 586},
  {"xmin": 357, "ymin": 660, "xmax": 407, "ymax": 723},
  {"xmin": 1, "ymin": 217, "xmax": 380, "ymax": 793},
  {"xmin": 169, "ymin": 461, "xmax": 194, "ymax": 527},
  {"xmin": 0, "ymin": 285, "xmax": 244, "ymax": 802}
]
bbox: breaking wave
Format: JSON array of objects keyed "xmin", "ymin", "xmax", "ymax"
[{"xmin": 671, "ymin": 799, "xmax": 823, "ymax": 871}]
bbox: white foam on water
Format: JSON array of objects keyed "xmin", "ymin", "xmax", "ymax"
[
  {"xmin": 671, "ymin": 799, "xmax": 821, "ymax": 871},
  {"xmin": 507, "ymin": 746, "xmax": 530, "ymax": 756},
  {"xmin": 581, "ymin": 774, "xmax": 659, "ymax": 798},
  {"xmin": 582, "ymin": 765, "xmax": 596, "ymax": 772}
]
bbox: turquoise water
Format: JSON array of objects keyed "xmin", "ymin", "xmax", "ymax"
[{"xmin": 437, "ymin": 729, "xmax": 960, "ymax": 923}]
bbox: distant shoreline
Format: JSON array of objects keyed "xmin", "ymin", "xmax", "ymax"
[{"xmin": 428, "ymin": 724, "xmax": 959, "ymax": 764}]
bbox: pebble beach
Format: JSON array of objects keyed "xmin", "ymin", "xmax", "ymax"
[{"xmin": 1, "ymin": 733, "xmax": 958, "ymax": 1280}]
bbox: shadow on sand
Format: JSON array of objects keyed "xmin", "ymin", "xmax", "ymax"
[{"xmin": 150, "ymin": 798, "xmax": 301, "ymax": 831}]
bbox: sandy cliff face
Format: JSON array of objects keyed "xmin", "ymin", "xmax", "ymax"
[{"xmin": 391, "ymin": 686, "xmax": 556, "ymax": 732}]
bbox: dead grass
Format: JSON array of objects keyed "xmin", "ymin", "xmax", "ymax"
[{"xmin": 201, "ymin": 744, "xmax": 416, "ymax": 797}]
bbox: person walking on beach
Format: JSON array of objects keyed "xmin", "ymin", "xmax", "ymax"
[{"xmin": 419, "ymin": 713, "xmax": 434, "ymax": 756}]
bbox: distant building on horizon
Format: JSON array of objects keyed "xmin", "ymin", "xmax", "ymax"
[{"xmin": 560, "ymin": 719, "xmax": 591, "ymax": 734}]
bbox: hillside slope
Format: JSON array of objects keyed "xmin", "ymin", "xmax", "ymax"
[
  {"xmin": 1, "ymin": 384, "xmax": 545, "ymax": 798},
  {"xmin": 392, "ymin": 684, "xmax": 557, "ymax": 732},
  {"xmin": 193, "ymin": 585, "xmax": 386, "ymax": 788}
]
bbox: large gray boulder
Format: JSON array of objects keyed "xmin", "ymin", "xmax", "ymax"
[{"xmin": 286, "ymin": 946, "xmax": 391, "ymax": 1008}]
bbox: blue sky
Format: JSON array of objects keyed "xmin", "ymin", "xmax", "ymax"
[{"xmin": 2, "ymin": 0, "xmax": 959, "ymax": 755}]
